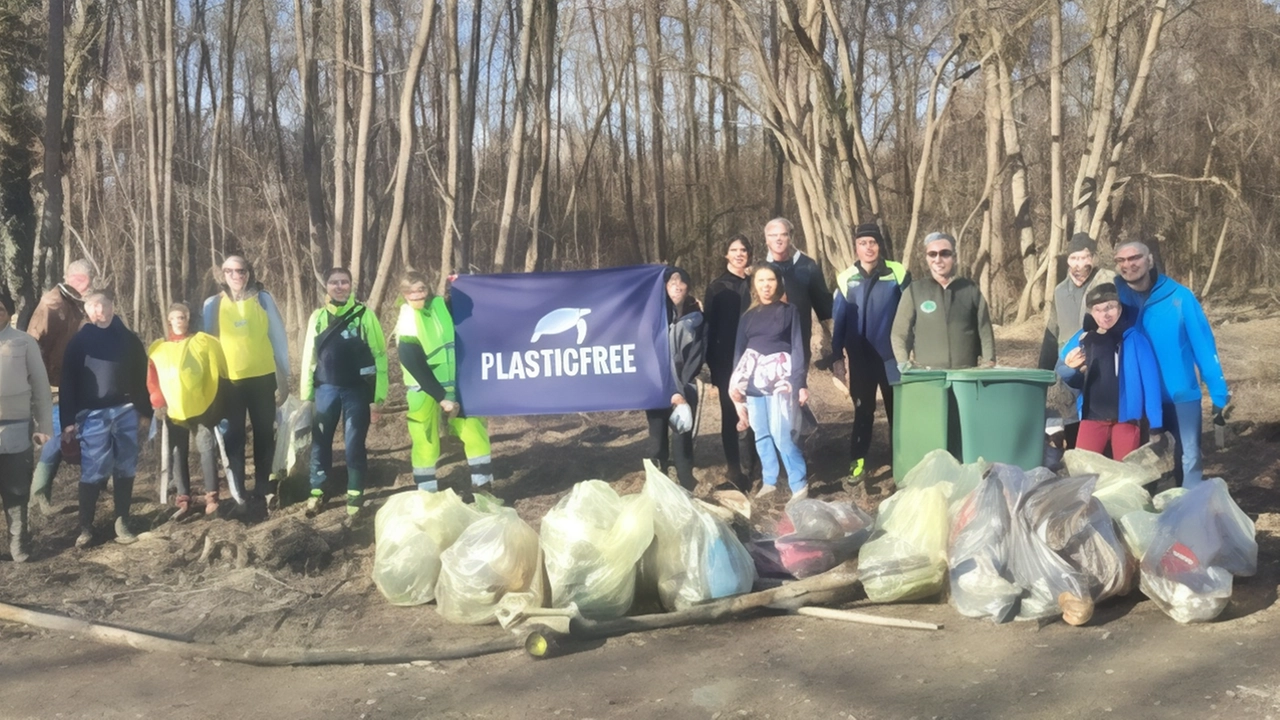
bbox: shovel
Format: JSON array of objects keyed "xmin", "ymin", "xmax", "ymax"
[{"xmin": 159, "ymin": 421, "xmax": 170, "ymax": 505}]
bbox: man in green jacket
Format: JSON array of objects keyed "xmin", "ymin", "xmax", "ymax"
[
  {"xmin": 395, "ymin": 271, "xmax": 493, "ymax": 493},
  {"xmin": 891, "ymin": 232, "xmax": 995, "ymax": 370},
  {"xmin": 299, "ymin": 268, "xmax": 388, "ymax": 518}
]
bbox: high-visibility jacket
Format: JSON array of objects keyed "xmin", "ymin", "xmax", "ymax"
[
  {"xmin": 147, "ymin": 332, "xmax": 228, "ymax": 423},
  {"xmin": 300, "ymin": 295, "xmax": 388, "ymax": 404},
  {"xmin": 394, "ymin": 298, "xmax": 457, "ymax": 403}
]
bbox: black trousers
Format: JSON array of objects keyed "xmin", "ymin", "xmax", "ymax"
[
  {"xmin": 849, "ymin": 360, "xmax": 893, "ymax": 463},
  {"xmin": 223, "ymin": 373, "xmax": 277, "ymax": 495},
  {"xmin": 0, "ymin": 450, "xmax": 32, "ymax": 510},
  {"xmin": 715, "ymin": 382, "xmax": 756, "ymax": 488},
  {"xmin": 645, "ymin": 394, "xmax": 698, "ymax": 491}
]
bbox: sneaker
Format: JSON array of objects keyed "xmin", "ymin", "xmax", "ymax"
[
  {"xmin": 790, "ymin": 485, "xmax": 809, "ymax": 502},
  {"xmin": 75, "ymin": 528, "xmax": 94, "ymax": 549},
  {"xmin": 114, "ymin": 517, "xmax": 138, "ymax": 545},
  {"xmin": 755, "ymin": 484, "xmax": 777, "ymax": 500},
  {"xmin": 265, "ymin": 493, "xmax": 280, "ymax": 512},
  {"xmin": 846, "ymin": 459, "xmax": 866, "ymax": 486},
  {"xmin": 305, "ymin": 493, "xmax": 324, "ymax": 518},
  {"xmin": 346, "ymin": 504, "xmax": 361, "ymax": 518}
]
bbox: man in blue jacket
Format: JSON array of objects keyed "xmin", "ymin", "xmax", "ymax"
[
  {"xmin": 1113, "ymin": 241, "xmax": 1229, "ymax": 488},
  {"xmin": 822, "ymin": 222, "xmax": 909, "ymax": 484}
]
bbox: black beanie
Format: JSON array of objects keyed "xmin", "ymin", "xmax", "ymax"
[
  {"xmin": 854, "ymin": 222, "xmax": 884, "ymax": 245},
  {"xmin": 1085, "ymin": 282, "xmax": 1119, "ymax": 308},
  {"xmin": 1067, "ymin": 232, "xmax": 1097, "ymax": 255}
]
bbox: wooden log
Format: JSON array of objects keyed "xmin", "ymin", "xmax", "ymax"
[{"xmin": 793, "ymin": 606, "xmax": 942, "ymax": 631}]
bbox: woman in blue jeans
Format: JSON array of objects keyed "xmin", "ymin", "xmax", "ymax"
[{"xmin": 729, "ymin": 265, "xmax": 808, "ymax": 501}]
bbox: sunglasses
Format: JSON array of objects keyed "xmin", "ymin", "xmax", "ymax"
[
  {"xmin": 223, "ymin": 267, "xmax": 248, "ymax": 276},
  {"xmin": 926, "ymin": 250, "xmax": 954, "ymax": 259},
  {"xmin": 1114, "ymin": 254, "xmax": 1145, "ymax": 265}
]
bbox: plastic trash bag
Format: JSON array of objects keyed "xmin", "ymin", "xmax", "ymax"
[
  {"xmin": 1064, "ymin": 448, "xmax": 1155, "ymax": 520},
  {"xmin": 436, "ymin": 506, "xmax": 544, "ymax": 625},
  {"xmin": 1119, "ymin": 510, "xmax": 1160, "ymax": 561},
  {"xmin": 372, "ymin": 489, "xmax": 483, "ymax": 606},
  {"xmin": 272, "ymin": 396, "xmax": 313, "ymax": 477},
  {"xmin": 774, "ymin": 499, "xmax": 873, "ymax": 578},
  {"xmin": 996, "ymin": 465, "xmax": 1092, "ymax": 622},
  {"xmin": 540, "ymin": 480, "xmax": 655, "ymax": 620},
  {"xmin": 896, "ymin": 449, "xmax": 988, "ymax": 520},
  {"xmin": 859, "ymin": 482, "xmax": 951, "ymax": 602},
  {"xmin": 1139, "ymin": 478, "xmax": 1257, "ymax": 623},
  {"xmin": 948, "ymin": 473, "xmax": 1020, "ymax": 622},
  {"xmin": 1152, "ymin": 487, "xmax": 1187, "ymax": 512},
  {"xmin": 668, "ymin": 403, "xmax": 693, "ymax": 434},
  {"xmin": 639, "ymin": 460, "xmax": 755, "ymax": 610}
]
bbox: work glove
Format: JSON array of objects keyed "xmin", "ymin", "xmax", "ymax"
[
  {"xmin": 1212, "ymin": 405, "xmax": 1227, "ymax": 426},
  {"xmin": 897, "ymin": 360, "xmax": 918, "ymax": 375},
  {"xmin": 813, "ymin": 352, "xmax": 839, "ymax": 372}
]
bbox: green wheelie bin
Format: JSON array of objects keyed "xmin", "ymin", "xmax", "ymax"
[
  {"xmin": 891, "ymin": 370, "xmax": 961, "ymax": 478},
  {"xmin": 947, "ymin": 368, "xmax": 1057, "ymax": 470}
]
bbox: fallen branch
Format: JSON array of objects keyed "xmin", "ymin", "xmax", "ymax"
[{"xmin": 792, "ymin": 606, "xmax": 941, "ymax": 631}]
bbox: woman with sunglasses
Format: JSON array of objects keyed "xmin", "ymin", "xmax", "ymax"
[
  {"xmin": 890, "ymin": 232, "xmax": 995, "ymax": 370},
  {"xmin": 202, "ymin": 255, "xmax": 291, "ymax": 506}
]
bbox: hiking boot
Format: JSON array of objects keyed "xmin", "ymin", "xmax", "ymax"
[
  {"xmin": 846, "ymin": 459, "xmax": 866, "ymax": 487},
  {"xmin": 172, "ymin": 495, "xmax": 192, "ymax": 522},
  {"xmin": 75, "ymin": 527, "xmax": 94, "ymax": 549},
  {"xmin": 114, "ymin": 517, "xmax": 138, "ymax": 545},
  {"xmin": 305, "ymin": 493, "xmax": 324, "ymax": 518},
  {"xmin": 755, "ymin": 484, "xmax": 777, "ymax": 500},
  {"xmin": 345, "ymin": 491, "xmax": 363, "ymax": 518},
  {"xmin": 790, "ymin": 485, "xmax": 809, "ymax": 503}
]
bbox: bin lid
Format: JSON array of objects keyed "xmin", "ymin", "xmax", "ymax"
[
  {"xmin": 946, "ymin": 367, "xmax": 1057, "ymax": 385},
  {"xmin": 893, "ymin": 369, "xmax": 950, "ymax": 387}
]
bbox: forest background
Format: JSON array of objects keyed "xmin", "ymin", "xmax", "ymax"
[{"xmin": 1, "ymin": 0, "xmax": 1276, "ymax": 341}]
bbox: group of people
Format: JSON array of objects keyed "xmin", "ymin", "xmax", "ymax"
[
  {"xmin": 1044, "ymin": 235, "xmax": 1229, "ymax": 488},
  {"xmin": 0, "ymin": 221, "xmax": 1230, "ymax": 562},
  {"xmin": 0, "ymin": 258, "xmax": 493, "ymax": 558}
]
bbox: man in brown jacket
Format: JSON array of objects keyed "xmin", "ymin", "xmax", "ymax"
[
  {"xmin": 26, "ymin": 259, "xmax": 93, "ymax": 512},
  {"xmin": 1, "ymin": 292, "xmax": 54, "ymax": 561}
]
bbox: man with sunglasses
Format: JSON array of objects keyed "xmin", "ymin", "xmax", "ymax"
[
  {"xmin": 891, "ymin": 232, "xmax": 995, "ymax": 369},
  {"xmin": 1113, "ymin": 241, "xmax": 1228, "ymax": 489}
]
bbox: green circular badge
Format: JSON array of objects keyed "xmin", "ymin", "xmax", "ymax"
[{"xmin": 920, "ymin": 300, "xmax": 938, "ymax": 313}]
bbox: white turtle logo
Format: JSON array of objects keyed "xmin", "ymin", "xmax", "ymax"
[{"xmin": 531, "ymin": 308, "xmax": 592, "ymax": 345}]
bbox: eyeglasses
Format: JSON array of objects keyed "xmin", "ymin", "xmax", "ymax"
[
  {"xmin": 1114, "ymin": 254, "xmax": 1145, "ymax": 265},
  {"xmin": 223, "ymin": 268, "xmax": 248, "ymax": 276},
  {"xmin": 926, "ymin": 250, "xmax": 954, "ymax": 259}
]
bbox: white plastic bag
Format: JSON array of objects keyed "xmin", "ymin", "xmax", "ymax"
[
  {"xmin": 436, "ymin": 506, "xmax": 544, "ymax": 625},
  {"xmin": 639, "ymin": 460, "xmax": 754, "ymax": 610},
  {"xmin": 1064, "ymin": 448, "xmax": 1155, "ymax": 521},
  {"xmin": 948, "ymin": 474, "xmax": 1020, "ymax": 622},
  {"xmin": 372, "ymin": 489, "xmax": 484, "ymax": 606},
  {"xmin": 1139, "ymin": 478, "xmax": 1256, "ymax": 623},
  {"xmin": 271, "ymin": 396, "xmax": 301, "ymax": 476},
  {"xmin": 897, "ymin": 449, "xmax": 988, "ymax": 519},
  {"xmin": 774, "ymin": 499, "xmax": 872, "ymax": 578},
  {"xmin": 859, "ymin": 482, "xmax": 950, "ymax": 603},
  {"xmin": 540, "ymin": 480, "xmax": 655, "ymax": 620}
]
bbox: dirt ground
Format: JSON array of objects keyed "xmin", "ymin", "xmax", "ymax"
[{"xmin": 3, "ymin": 295, "xmax": 1280, "ymax": 720}]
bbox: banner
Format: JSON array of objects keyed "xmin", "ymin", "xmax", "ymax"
[{"xmin": 451, "ymin": 265, "xmax": 673, "ymax": 416}]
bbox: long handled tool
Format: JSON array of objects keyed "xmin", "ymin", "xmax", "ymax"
[
  {"xmin": 212, "ymin": 424, "xmax": 245, "ymax": 505},
  {"xmin": 159, "ymin": 421, "xmax": 171, "ymax": 505}
]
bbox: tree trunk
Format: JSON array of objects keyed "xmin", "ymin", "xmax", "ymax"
[
  {"xmin": 348, "ymin": 0, "xmax": 376, "ymax": 291},
  {"xmin": 293, "ymin": 0, "xmax": 330, "ymax": 269},
  {"xmin": 643, "ymin": 0, "xmax": 667, "ymax": 263},
  {"xmin": 1042, "ymin": 0, "xmax": 1065, "ymax": 321},
  {"xmin": 39, "ymin": 0, "xmax": 67, "ymax": 296},
  {"xmin": 493, "ymin": 0, "xmax": 537, "ymax": 273},
  {"xmin": 332, "ymin": 0, "xmax": 350, "ymax": 268}
]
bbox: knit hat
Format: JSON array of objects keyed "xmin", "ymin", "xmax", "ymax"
[
  {"xmin": 1085, "ymin": 282, "xmax": 1119, "ymax": 308},
  {"xmin": 854, "ymin": 222, "xmax": 884, "ymax": 245},
  {"xmin": 1067, "ymin": 232, "xmax": 1097, "ymax": 255},
  {"xmin": 663, "ymin": 265, "xmax": 692, "ymax": 287}
]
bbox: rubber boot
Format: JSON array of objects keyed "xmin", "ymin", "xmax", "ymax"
[
  {"xmin": 6, "ymin": 504, "xmax": 30, "ymax": 562},
  {"xmin": 414, "ymin": 470, "xmax": 439, "ymax": 493},
  {"xmin": 113, "ymin": 477, "xmax": 137, "ymax": 544},
  {"xmin": 30, "ymin": 461, "xmax": 56, "ymax": 514},
  {"xmin": 77, "ymin": 483, "xmax": 101, "ymax": 548},
  {"xmin": 346, "ymin": 469, "xmax": 364, "ymax": 518}
]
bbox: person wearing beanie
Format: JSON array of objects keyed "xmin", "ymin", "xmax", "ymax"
[
  {"xmin": 0, "ymin": 292, "xmax": 53, "ymax": 562},
  {"xmin": 60, "ymin": 290, "xmax": 152, "ymax": 548},
  {"xmin": 1113, "ymin": 241, "xmax": 1229, "ymax": 488},
  {"xmin": 824, "ymin": 221, "xmax": 910, "ymax": 484},
  {"xmin": 644, "ymin": 266, "xmax": 705, "ymax": 491},
  {"xmin": 704, "ymin": 234, "xmax": 758, "ymax": 490},
  {"xmin": 891, "ymin": 232, "xmax": 995, "ymax": 370},
  {"xmin": 26, "ymin": 258, "xmax": 93, "ymax": 514},
  {"xmin": 299, "ymin": 267, "xmax": 388, "ymax": 519},
  {"xmin": 1056, "ymin": 282, "xmax": 1163, "ymax": 461},
  {"xmin": 394, "ymin": 270, "xmax": 494, "ymax": 494}
]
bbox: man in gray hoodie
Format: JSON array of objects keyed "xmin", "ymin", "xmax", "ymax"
[{"xmin": 0, "ymin": 292, "xmax": 54, "ymax": 562}]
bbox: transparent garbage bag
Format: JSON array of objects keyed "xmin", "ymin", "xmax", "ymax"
[
  {"xmin": 859, "ymin": 482, "xmax": 950, "ymax": 602},
  {"xmin": 1139, "ymin": 477, "xmax": 1257, "ymax": 623},
  {"xmin": 372, "ymin": 489, "xmax": 484, "ymax": 606},
  {"xmin": 774, "ymin": 499, "xmax": 873, "ymax": 578},
  {"xmin": 1119, "ymin": 510, "xmax": 1160, "ymax": 561},
  {"xmin": 897, "ymin": 449, "xmax": 988, "ymax": 520},
  {"xmin": 948, "ymin": 473, "xmax": 1020, "ymax": 622},
  {"xmin": 540, "ymin": 480, "xmax": 655, "ymax": 620},
  {"xmin": 1063, "ymin": 447, "xmax": 1161, "ymax": 521},
  {"xmin": 1152, "ymin": 487, "xmax": 1187, "ymax": 512},
  {"xmin": 639, "ymin": 460, "xmax": 755, "ymax": 610},
  {"xmin": 436, "ymin": 505, "xmax": 544, "ymax": 625},
  {"xmin": 995, "ymin": 465, "xmax": 1091, "ymax": 621},
  {"xmin": 270, "ymin": 396, "xmax": 313, "ymax": 477}
]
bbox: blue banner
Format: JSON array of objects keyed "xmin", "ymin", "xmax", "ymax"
[{"xmin": 451, "ymin": 265, "xmax": 674, "ymax": 416}]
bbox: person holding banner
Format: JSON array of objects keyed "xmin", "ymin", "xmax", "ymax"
[
  {"xmin": 729, "ymin": 265, "xmax": 809, "ymax": 501},
  {"xmin": 704, "ymin": 235, "xmax": 757, "ymax": 490},
  {"xmin": 300, "ymin": 268, "xmax": 388, "ymax": 519},
  {"xmin": 646, "ymin": 267, "xmax": 706, "ymax": 491},
  {"xmin": 146, "ymin": 303, "xmax": 228, "ymax": 519},
  {"xmin": 395, "ymin": 271, "xmax": 494, "ymax": 493}
]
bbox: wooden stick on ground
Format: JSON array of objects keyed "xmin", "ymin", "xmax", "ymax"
[{"xmin": 793, "ymin": 606, "xmax": 942, "ymax": 631}]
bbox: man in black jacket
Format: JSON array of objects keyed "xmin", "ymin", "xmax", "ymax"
[{"xmin": 763, "ymin": 218, "xmax": 832, "ymax": 365}]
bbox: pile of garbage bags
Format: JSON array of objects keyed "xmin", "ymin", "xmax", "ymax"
[
  {"xmin": 372, "ymin": 490, "xmax": 496, "ymax": 606},
  {"xmin": 867, "ymin": 445, "xmax": 1257, "ymax": 625}
]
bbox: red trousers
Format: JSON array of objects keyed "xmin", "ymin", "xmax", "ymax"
[{"xmin": 1076, "ymin": 419, "xmax": 1142, "ymax": 460}]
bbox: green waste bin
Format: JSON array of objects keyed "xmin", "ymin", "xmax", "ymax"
[
  {"xmin": 947, "ymin": 368, "xmax": 1057, "ymax": 470},
  {"xmin": 891, "ymin": 370, "xmax": 961, "ymax": 478}
]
